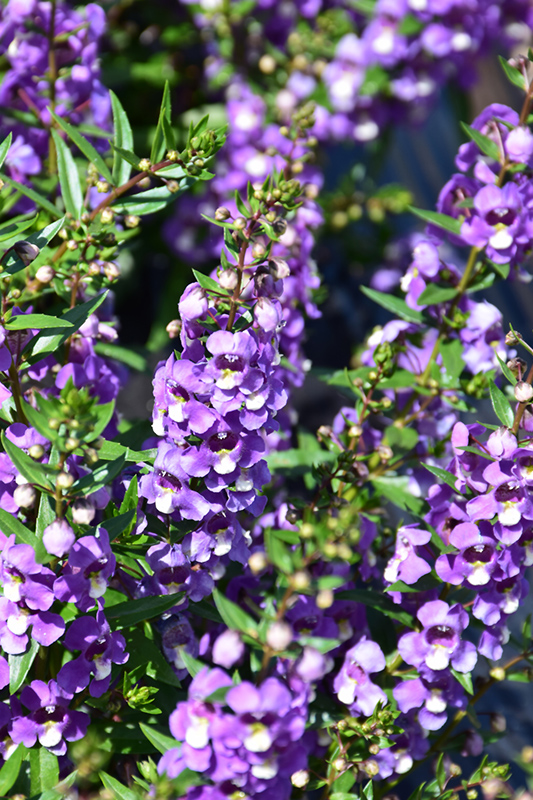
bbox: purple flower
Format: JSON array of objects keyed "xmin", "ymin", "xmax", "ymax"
[
  {"xmin": 53, "ymin": 528, "xmax": 116, "ymax": 612},
  {"xmin": 11, "ymin": 679, "xmax": 88, "ymax": 755},
  {"xmin": 398, "ymin": 600, "xmax": 477, "ymax": 673},
  {"xmin": 333, "ymin": 636, "xmax": 387, "ymax": 715}
]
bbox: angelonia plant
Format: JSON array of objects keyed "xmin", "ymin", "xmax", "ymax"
[{"xmin": 1, "ymin": 1, "xmax": 533, "ymax": 800}]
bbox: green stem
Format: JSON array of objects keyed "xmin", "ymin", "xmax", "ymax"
[{"xmin": 8, "ymin": 361, "xmax": 27, "ymax": 425}]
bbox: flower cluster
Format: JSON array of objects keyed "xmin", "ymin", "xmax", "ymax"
[{"xmin": 0, "ymin": 0, "xmax": 110, "ymax": 182}]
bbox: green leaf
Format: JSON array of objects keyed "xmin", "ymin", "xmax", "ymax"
[
  {"xmin": 181, "ymin": 649, "xmax": 205, "ymax": 678},
  {"xmin": 110, "ymin": 90, "xmax": 134, "ymax": 186},
  {"xmin": 9, "ymin": 638, "xmax": 39, "ymax": 693},
  {"xmin": 372, "ymin": 475, "xmax": 425, "ymax": 514},
  {"xmin": 498, "ymin": 55, "xmax": 527, "ymax": 90},
  {"xmin": 98, "ymin": 510, "xmax": 136, "ymax": 541},
  {"xmin": 336, "ymin": 589, "xmax": 416, "ymax": 628},
  {"xmin": 2, "ymin": 176, "xmax": 61, "ymax": 218},
  {"xmin": 151, "ymin": 81, "xmax": 172, "ymax": 164},
  {"xmin": 49, "ymin": 109, "xmax": 113, "ymax": 184},
  {"xmin": 386, "ymin": 573, "xmax": 441, "ymax": 593},
  {"xmin": 0, "ymin": 132, "xmax": 12, "ymax": 170},
  {"xmin": 3, "ymin": 217, "xmax": 66, "ymax": 275},
  {"xmin": 2, "ymin": 432, "xmax": 55, "ymax": 489},
  {"xmin": 436, "ymin": 753, "xmax": 446, "ymax": 792},
  {"xmin": 385, "ymin": 425, "xmax": 418, "ymax": 452},
  {"xmin": 100, "ymin": 772, "xmax": 139, "ymax": 800},
  {"xmin": 379, "ymin": 369, "xmax": 416, "ymax": 389},
  {"xmin": 30, "ymin": 748, "xmax": 59, "ymax": 796},
  {"xmin": 71, "ymin": 455, "xmax": 126, "ymax": 496},
  {"xmin": 25, "ymin": 290, "xmax": 108, "ymax": 361},
  {"xmin": 213, "ymin": 588, "xmax": 258, "ymax": 636},
  {"xmin": 0, "ymin": 744, "xmax": 27, "ymax": 796},
  {"xmin": 110, "ymin": 143, "xmax": 142, "ymax": 170},
  {"xmin": 0, "ymin": 214, "xmax": 35, "ymax": 243},
  {"xmin": 409, "ymin": 206, "xmax": 463, "ymax": 236},
  {"xmin": 360, "ymin": 286, "xmax": 423, "ymax": 324},
  {"xmin": 0, "ymin": 507, "xmax": 47, "ymax": 564},
  {"xmin": 496, "ymin": 353, "xmax": 517, "ymax": 385},
  {"xmin": 450, "ymin": 668, "xmax": 474, "ymax": 694},
  {"xmin": 111, "ymin": 185, "xmax": 181, "ymax": 216},
  {"xmin": 36, "ymin": 492, "xmax": 55, "ymax": 560},
  {"xmin": 51, "ymin": 129, "xmax": 84, "ymax": 220},
  {"xmin": 97, "ymin": 439, "xmax": 156, "ymax": 464},
  {"xmin": 423, "ymin": 464, "xmax": 463, "ymax": 493},
  {"xmin": 94, "ymin": 343, "xmax": 148, "ymax": 372},
  {"xmin": 460, "ymin": 122, "xmax": 501, "ymax": 162},
  {"xmin": 265, "ymin": 528, "xmax": 294, "ymax": 574},
  {"xmin": 5, "ymin": 313, "xmax": 73, "ymax": 331},
  {"xmin": 417, "ymin": 284, "xmax": 458, "ymax": 306},
  {"xmin": 440, "ymin": 338, "xmax": 465, "ymax": 385},
  {"xmin": 488, "ymin": 379, "xmax": 514, "ymax": 427},
  {"xmin": 139, "ymin": 723, "xmax": 177, "ymax": 755},
  {"xmin": 105, "ymin": 593, "xmax": 184, "ymax": 628},
  {"xmin": 192, "ymin": 269, "xmax": 231, "ymax": 296}
]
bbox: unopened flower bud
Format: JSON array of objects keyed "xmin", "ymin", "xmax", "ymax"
[
  {"xmin": 254, "ymin": 297, "xmax": 281, "ymax": 332},
  {"xmin": 138, "ymin": 176, "xmax": 151, "ymax": 189},
  {"xmin": 96, "ymin": 180, "xmax": 109, "ymax": 193},
  {"xmin": 166, "ymin": 180, "xmax": 180, "ymax": 193},
  {"xmin": 138, "ymin": 158, "xmax": 152, "ymax": 171},
  {"xmin": 66, "ymin": 239, "xmax": 78, "ymax": 251},
  {"xmin": 14, "ymin": 483, "xmax": 36, "ymax": 508},
  {"xmin": 490, "ymin": 713, "xmax": 506, "ymax": 733},
  {"xmin": 259, "ymin": 54, "xmax": 276, "ymax": 74},
  {"xmin": 215, "ymin": 206, "xmax": 231, "ymax": 221},
  {"xmin": 269, "ymin": 258, "xmax": 290, "ymax": 280},
  {"xmin": 71, "ymin": 499, "xmax": 96, "ymax": 525},
  {"xmin": 291, "ymin": 161, "xmax": 304, "ymax": 175},
  {"xmin": 49, "ymin": 418, "xmax": 60, "ymax": 430},
  {"xmin": 279, "ymin": 126, "xmax": 290, "ymax": 137},
  {"xmin": 507, "ymin": 357, "xmax": 527, "ymax": 376},
  {"xmin": 522, "ymin": 746, "xmax": 533, "ymax": 763},
  {"xmin": 35, "ymin": 265, "xmax": 55, "ymax": 283},
  {"xmin": 505, "ymin": 330, "xmax": 521, "ymax": 345},
  {"xmin": 103, "ymin": 261, "xmax": 120, "ymax": 281},
  {"xmin": 287, "ymin": 770, "xmax": 310, "ymax": 792},
  {"xmin": 305, "ymin": 183, "xmax": 319, "ymax": 200},
  {"xmin": 87, "ymin": 261, "xmax": 101, "ymax": 276},
  {"xmin": 369, "ymin": 744, "xmax": 380, "ymax": 755},
  {"xmin": 28, "ymin": 444, "xmax": 45, "ymax": 460},
  {"xmin": 218, "ymin": 269, "xmax": 238, "ymax": 290},
  {"xmin": 515, "ymin": 381, "xmax": 533, "ymax": 403},
  {"xmin": 234, "ymin": 217, "xmax": 246, "ymax": 230},
  {"xmin": 333, "ymin": 757, "xmax": 347, "ymax": 772},
  {"xmin": 248, "ymin": 550, "xmax": 268, "ymax": 574},
  {"xmin": 166, "ymin": 150, "xmax": 179, "ymax": 161},
  {"xmin": 252, "ymin": 243, "xmax": 266, "ymax": 259},
  {"xmin": 489, "ymin": 666, "xmax": 505, "ymax": 681},
  {"xmin": 100, "ymin": 208, "xmax": 114, "ymax": 224},
  {"xmin": 316, "ymin": 589, "xmax": 334, "ymax": 609},
  {"xmin": 84, "ymin": 447, "xmax": 99, "ymax": 465},
  {"xmin": 291, "ymin": 570, "xmax": 310, "ymax": 590},
  {"xmin": 166, "ymin": 319, "xmax": 182, "ymax": 338},
  {"xmin": 13, "ymin": 241, "xmax": 40, "ymax": 266},
  {"xmin": 266, "ymin": 621, "xmax": 293, "ymax": 651},
  {"xmin": 272, "ymin": 218, "xmax": 288, "ymax": 235},
  {"xmin": 378, "ymin": 445, "xmax": 393, "ymax": 461},
  {"xmin": 179, "ymin": 284, "xmax": 208, "ymax": 321},
  {"xmin": 124, "ymin": 215, "xmax": 140, "ymax": 229},
  {"xmin": 43, "ymin": 518, "xmax": 75, "ymax": 557},
  {"xmin": 57, "ymin": 471, "xmax": 74, "ymax": 490},
  {"xmin": 65, "ymin": 437, "xmax": 80, "ymax": 452}
]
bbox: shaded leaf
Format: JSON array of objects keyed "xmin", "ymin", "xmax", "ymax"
[
  {"xmin": 106, "ymin": 593, "xmax": 184, "ymax": 628},
  {"xmin": 9, "ymin": 638, "xmax": 39, "ymax": 693},
  {"xmin": 49, "ymin": 109, "xmax": 113, "ymax": 183},
  {"xmin": 51, "ymin": 129, "xmax": 84, "ymax": 220},
  {"xmin": 360, "ymin": 286, "xmax": 423, "ymax": 324},
  {"xmin": 409, "ymin": 206, "xmax": 463, "ymax": 235},
  {"xmin": 110, "ymin": 90, "xmax": 134, "ymax": 186},
  {"xmin": 488, "ymin": 379, "xmax": 514, "ymax": 427}
]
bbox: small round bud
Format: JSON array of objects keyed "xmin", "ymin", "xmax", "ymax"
[
  {"xmin": 102, "ymin": 232, "xmax": 117, "ymax": 246},
  {"xmin": 348, "ymin": 203, "xmax": 363, "ymax": 221},
  {"xmin": 100, "ymin": 208, "xmax": 114, "ymax": 225},
  {"xmin": 48, "ymin": 418, "xmax": 60, "ymax": 430},
  {"xmin": 248, "ymin": 550, "xmax": 268, "ymax": 574},
  {"xmin": 29, "ymin": 444, "xmax": 45, "ymax": 460},
  {"xmin": 138, "ymin": 176, "xmax": 151, "ymax": 190},
  {"xmin": 291, "ymin": 770, "xmax": 309, "ymax": 789},
  {"xmin": 300, "ymin": 523, "xmax": 313, "ymax": 539},
  {"xmin": 66, "ymin": 239, "xmax": 78, "ymax": 251},
  {"xmin": 124, "ymin": 215, "xmax": 140, "ymax": 229},
  {"xmin": 489, "ymin": 666, "xmax": 505, "ymax": 681},
  {"xmin": 307, "ymin": 135, "xmax": 318, "ymax": 148},
  {"xmin": 71, "ymin": 498, "xmax": 96, "ymax": 525},
  {"xmin": 10, "ymin": 288, "xmax": 21, "ymax": 299},
  {"xmin": 87, "ymin": 261, "xmax": 101, "ymax": 277},
  {"xmin": 234, "ymin": 217, "xmax": 246, "ymax": 230},
  {"xmin": 65, "ymin": 437, "xmax": 80, "ymax": 452},
  {"xmin": 291, "ymin": 570, "xmax": 310, "ymax": 590},
  {"xmin": 490, "ymin": 713, "xmax": 506, "ymax": 733},
  {"xmin": 166, "ymin": 180, "xmax": 180, "ymax": 193},
  {"xmin": 466, "ymin": 790, "xmax": 478, "ymax": 800},
  {"xmin": 266, "ymin": 621, "xmax": 293, "ymax": 651},
  {"xmin": 305, "ymin": 183, "xmax": 319, "ymax": 200},
  {"xmin": 218, "ymin": 269, "xmax": 238, "ymax": 291},
  {"xmin": 291, "ymin": 161, "xmax": 304, "ymax": 175},
  {"xmin": 330, "ymin": 212, "xmax": 348, "ymax": 229},
  {"xmin": 56, "ymin": 471, "xmax": 74, "ymax": 490},
  {"xmin": 138, "ymin": 158, "xmax": 152, "ymax": 171},
  {"xmin": 522, "ymin": 746, "xmax": 533, "ymax": 763},
  {"xmin": 13, "ymin": 240, "xmax": 40, "ymax": 266},
  {"xmin": 369, "ymin": 743, "xmax": 380, "ymax": 755},
  {"xmin": 259, "ymin": 54, "xmax": 276, "ymax": 74},
  {"xmin": 507, "ymin": 357, "xmax": 527, "ymax": 376},
  {"xmin": 215, "ymin": 206, "xmax": 231, "ymax": 221},
  {"xmin": 515, "ymin": 381, "xmax": 533, "ymax": 403},
  {"xmin": 43, "ymin": 518, "xmax": 75, "ymax": 557},
  {"xmin": 316, "ymin": 589, "xmax": 334, "ymax": 609},
  {"xmin": 103, "ymin": 261, "xmax": 120, "ymax": 281},
  {"xmin": 252, "ymin": 243, "xmax": 266, "ymax": 259},
  {"xmin": 265, "ymin": 210, "xmax": 277, "ymax": 222},
  {"xmin": 166, "ymin": 150, "xmax": 179, "ymax": 161},
  {"xmin": 14, "ymin": 483, "xmax": 36, "ymax": 508},
  {"xmin": 279, "ymin": 126, "xmax": 290, "ymax": 138},
  {"xmin": 84, "ymin": 447, "xmax": 99, "ymax": 466},
  {"xmin": 193, "ymin": 158, "xmax": 205, "ymax": 168},
  {"xmin": 333, "ymin": 758, "xmax": 347, "ymax": 772},
  {"xmin": 378, "ymin": 445, "xmax": 393, "ymax": 461},
  {"xmin": 272, "ymin": 218, "xmax": 288, "ymax": 236},
  {"xmin": 96, "ymin": 180, "xmax": 109, "ymax": 193},
  {"xmin": 35, "ymin": 265, "xmax": 55, "ymax": 283},
  {"xmin": 505, "ymin": 330, "xmax": 521, "ymax": 345},
  {"xmin": 166, "ymin": 319, "xmax": 182, "ymax": 339}
]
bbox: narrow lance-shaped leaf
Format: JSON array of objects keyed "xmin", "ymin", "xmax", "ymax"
[
  {"xmin": 1, "ymin": 177, "xmax": 60, "ymax": 219},
  {"xmin": 409, "ymin": 206, "xmax": 463, "ymax": 236},
  {"xmin": 4, "ymin": 216, "xmax": 65, "ymax": 275},
  {"xmin": 51, "ymin": 129, "xmax": 84, "ymax": 220},
  {"xmin": 488, "ymin": 379, "xmax": 514, "ymax": 428},
  {"xmin": 150, "ymin": 80, "xmax": 172, "ymax": 163},
  {"xmin": 360, "ymin": 285, "xmax": 424, "ymax": 324},
  {"xmin": 0, "ymin": 131, "xmax": 12, "ymax": 169},
  {"xmin": 49, "ymin": 108, "xmax": 113, "ymax": 184},
  {"xmin": 110, "ymin": 90, "xmax": 134, "ymax": 186}
]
